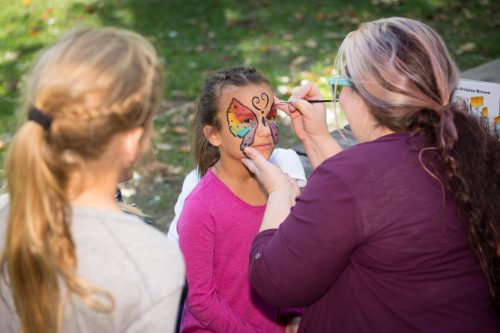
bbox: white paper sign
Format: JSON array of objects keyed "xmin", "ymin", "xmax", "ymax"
[{"xmin": 452, "ymin": 79, "xmax": 500, "ymax": 129}]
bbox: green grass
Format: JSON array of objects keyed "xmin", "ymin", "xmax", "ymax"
[{"xmin": 1, "ymin": 0, "xmax": 499, "ymax": 229}]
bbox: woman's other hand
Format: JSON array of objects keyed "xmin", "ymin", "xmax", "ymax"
[
  {"xmin": 242, "ymin": 147, "xmax": 299, "ymax": 200},
  {"xmin": 242, "ymin": 147, "xmax": 300, "ymax": 231}
]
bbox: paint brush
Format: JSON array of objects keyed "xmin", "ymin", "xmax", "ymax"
[{"xmin": 276, "ymin": 99, "xmax": 336, "ymax": 104}]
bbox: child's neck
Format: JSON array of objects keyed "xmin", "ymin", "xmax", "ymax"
[{"xmin": 212, "ymin": 159, "xmax": 267, "ymax": 206}]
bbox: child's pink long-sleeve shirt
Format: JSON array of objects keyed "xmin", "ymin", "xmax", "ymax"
[{"xmin": 177, "ymin": 169, "xmax": 287, "ymax": 332}]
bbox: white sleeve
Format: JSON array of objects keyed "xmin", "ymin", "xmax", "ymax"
[
  {"xmin": 0, "ymin": 193, "xmax": 8, "ymax": 210},
  {"xmin": 269, "ymin": 148, "xmax": 307, "ymax": 187},
  {"xmin": 167, "ymin": 169, "xmax": 201, "ymax": 242}
]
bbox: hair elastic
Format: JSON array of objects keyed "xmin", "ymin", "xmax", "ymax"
[
  {"xmin": 438, "ymin": 103, "xmax": 453, "ymax": 113},
  {"xmin": 28, "ymin": 108, "xmax": 52, "ymax": 130}
]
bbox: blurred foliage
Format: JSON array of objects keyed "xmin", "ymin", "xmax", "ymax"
[{"xmin": 0, "ymin": 0, "xmax": 499, "ymax": 229}]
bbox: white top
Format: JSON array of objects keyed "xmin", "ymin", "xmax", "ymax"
[
  {"xmin": 0, "ymin": 200, "xmax": 185, "ymax": 333},
  {"xmin": 167, "ymin": 148, "xmax": 306, "ymax": 242}
]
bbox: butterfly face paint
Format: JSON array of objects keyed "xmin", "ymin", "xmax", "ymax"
[
  {"xmin": 226, "ymin": 93, "xmax": 279, "ymax": 151},
  {"xmin": 267, "ymin": 103, "xmax": 279, "ymax": 145},
  {"xmin": 227, "ymin": 98, "xmax": 258, "ymax": 150}
]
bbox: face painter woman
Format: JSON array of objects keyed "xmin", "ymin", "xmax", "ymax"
[{"xmin": 242, "ymin": 17, "xmax": 500, "ymax": 333}]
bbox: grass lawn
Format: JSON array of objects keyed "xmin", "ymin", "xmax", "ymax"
[{"xmin": 1, "ymin": 0, "xmax": 499, "ymax": 230}]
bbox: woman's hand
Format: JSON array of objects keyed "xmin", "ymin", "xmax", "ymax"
[
  {"xmin": 275, "ymin": 82, "xmax": 330, "ymax": 144},
  {"xmin": 242, "ymin": 147, "xmax": 299, "ymax": 231},
  {"xmin": 276, "ymin": 82, "xmax": 343, "ymax": 168}
]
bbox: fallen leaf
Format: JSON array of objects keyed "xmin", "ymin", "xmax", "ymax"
[
  {"xmin": 171, "ymin": 90, "xmax": 185, "ymax": 99},
  {"xmin": 155, "ymin": 143, "xmax": 173, "ymax": 151},
  {"xmin": 167, "ymin": 165, "xmax": 184, "ymax": 175},
  {"xmin": 206, "ymin": 43, "xmax": 216, "ymax": 51},
  {"xmin": 278, "ymin": 76, "xmax": 290, "ymax": 83},
  {"xmin": 462, "ymin": 8, "xmax": 474, "ymax": 20},
  {"xmin": 456, "ymin": 42, "xmax": 476, "ymax": 55},
  {"xmin": 85, "ymin": 3, "xmax": 97, "ymax": 14},
  {"xmin": 220, "ymin": 55, "xmax": 231, "ymax": 63},
  {"xmin": 259, "ymin": 45, "xmax": 270, "ymax": 53},
  {"xmin": 195, "ymin": 44, "xmax": 205, "ymax": 53},
  {"xmin": 173, "ymin": 126, "xmax": 188, "ymax": 134},
  {"xmin": 178, "ymin": 144, "xmax": 191, "ymax": 153},
  {"xmin": 31, "ymin": 25, "xmax": 41, "ymax": 37},
  {"xmin": 4, "ymin": 51, "xmax": 19, "ymax": 61},
  {"xmin": 305, "ymin": 39, "xmax": 317, "ymax": 48},
  {"xmin": 170, "ymin": 114, "xmax": 187, "ymax": 125},
  {"xmin": 291, "ymin": 56, "xmax": 307, "ymax": 66},
  {"xmin": 41, "ymin": 8, "xmax": 53, "ymax": 20},
  {"xmin": 315, "ymin": 13, "xmax": 326, "ymax": 21},
  {"xmin": 293, "ymin": 12, "xmax": 304, "ymax": 21},
  {"xmin": 323, "ymin": 31, "xmax": 343, "ymax": 39}
]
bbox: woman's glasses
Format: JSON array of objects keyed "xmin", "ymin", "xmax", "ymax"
[
  {"xmin": 328, "ymin": 76, "xmax": 352, "ymax": 101},
  {"xmin": 275, "ymin": 76, "xmax": 353, "ymax": 105}
]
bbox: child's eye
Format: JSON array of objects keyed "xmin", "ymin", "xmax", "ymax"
[
  {"xmin": 241, "ymin": 118, "xmax": 254, "ymax": 124},
  {"xmin": 266, "ymin": 114, "xmax": 277, "ymax": 121}
]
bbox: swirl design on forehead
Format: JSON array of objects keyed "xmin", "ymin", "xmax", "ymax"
[{"xmin": 252, "ymin": 92, "xmax": 270, "ymax": 113}]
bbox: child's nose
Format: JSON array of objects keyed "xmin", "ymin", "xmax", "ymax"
[{"xmin": 257, "ymin": 117, "xmax": 272, "ymax": 136}]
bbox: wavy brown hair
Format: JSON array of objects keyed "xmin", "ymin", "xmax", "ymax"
[
  {"xmin": 1, "ymin": 27, "xmax": 162, "ymax": 332},
  {"xmin": 193, "ymin": 66, "xmax": 271, "ymax": 176},
  {"xmin": 336, "ymin": 17, "xmax": 500, "ymax": 314}
]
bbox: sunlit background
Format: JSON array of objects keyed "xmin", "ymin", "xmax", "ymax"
[{"xmin": 1, "ymin": 0, "xmax": 499, "ymax": 229}]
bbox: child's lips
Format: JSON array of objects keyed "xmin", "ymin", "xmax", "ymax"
[{"xmin": 252, "ymin": 143, "xmax": 273, "ymax": 150}]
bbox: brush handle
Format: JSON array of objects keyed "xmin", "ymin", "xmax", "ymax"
[
  {"xmin": 277, "ymin": 99, "xmax": 335, "ymax": 104},
  {"xmin": 306, "ymin": 99, "xmax": 335, "ymax": 103}
]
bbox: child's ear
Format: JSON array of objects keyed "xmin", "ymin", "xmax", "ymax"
[
  {"xmin": 123, "ymin": 127, "xmax": 145, "ymax": 158},
  {"xmin": 203, "ymin": 125, "xmax": 221, "ymax": 147},
  {"xmin": 117, "ymin": 127, "xmax": 145, "ymax": 183}
]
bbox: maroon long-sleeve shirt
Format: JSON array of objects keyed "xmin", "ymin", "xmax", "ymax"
[{"xmin": 250, "ymin": 132, "xmax": 498, "ymax": 332}]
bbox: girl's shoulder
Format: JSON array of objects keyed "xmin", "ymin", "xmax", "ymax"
[
  {"xmin": 71, "ymin": 206, "xmax": 184, "ymax": 292},
  {"xmin": 71, "ymin": 206, "xmax": 171, "ymax": 251},
  {"xmin": 185, "ymin": 169, "xmax": 264, "ymax": 215},
  {"xmin": 187, "ymin": 169, "xmax": 227, "ymax": 201}
]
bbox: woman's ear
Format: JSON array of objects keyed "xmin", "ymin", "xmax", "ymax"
[{"xmin": 203, "ymin": 125, "xmax": 221, "ymax": 147}]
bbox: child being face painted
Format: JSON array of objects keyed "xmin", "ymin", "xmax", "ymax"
[
  {"xmin": 193, "ymin": 67, "xmax": 279, "ymax": 176},
  {"xmin": 215, "ymin": 83, "xmax": 278, "ymax": 161},
  {"xmin": 179, "ymin": 67, "xmax": 302, "ymax": 332}
]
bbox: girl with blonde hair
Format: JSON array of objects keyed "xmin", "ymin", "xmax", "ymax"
[
  {"xmin": 0, "ymin": 28, "xmax": 184, "ymax": 333},
  {"xmin": 243, "ymin": 17, "xmax": 499, "ymax": 332}
]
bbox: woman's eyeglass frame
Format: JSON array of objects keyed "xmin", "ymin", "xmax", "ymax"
[{"xmin": 328, "ymin": 76, "xmax": 352, "ymax": 101}]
